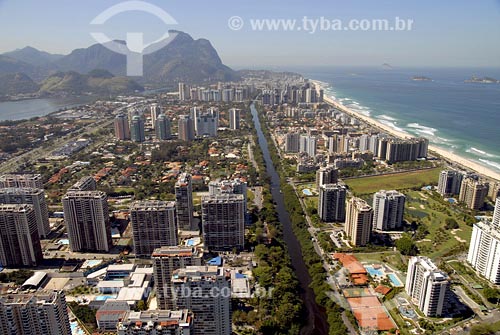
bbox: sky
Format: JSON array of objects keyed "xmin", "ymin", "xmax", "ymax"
[{"xmin": 1, "ymin": 0, "xmax": 500, "ymax": 68}]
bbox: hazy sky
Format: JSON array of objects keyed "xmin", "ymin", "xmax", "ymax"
[{"xmin": 1, "ymin": 0, "xmax": 500, "ymax": 68}]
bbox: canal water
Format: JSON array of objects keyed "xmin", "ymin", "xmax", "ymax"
[{"xmin": 250, "ymin": 102, "xmax": 329, "ymax": 335}]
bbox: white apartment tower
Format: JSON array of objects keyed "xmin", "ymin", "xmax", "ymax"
[
  {"xmin": 405, "ymin": 256, "xmax": 449, "ymax": 317},
  {"xmin": 372, "ymin": 190, "xmax": 406, "ymax": 231}
]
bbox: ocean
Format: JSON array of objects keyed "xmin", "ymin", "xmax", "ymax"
[{"xmin": 290, "ymin": 66, "xmax": 500, "ymax": 173}]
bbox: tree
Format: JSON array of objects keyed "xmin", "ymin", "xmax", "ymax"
[
  {"xmin": 482, "ymin": 287, "xmax": 499, "ymax": 304},
  {"xmin": 395, "ymin": 234, "xmax": 418, "ymax": 256},
  {"xmin": 445, "ymin": 218, "xmax": 459, "ymax": 230}
]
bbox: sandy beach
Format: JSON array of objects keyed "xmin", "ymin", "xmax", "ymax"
[{"xmin": 311, "ymin": 80, "xmax": 500, "ymax": 182}]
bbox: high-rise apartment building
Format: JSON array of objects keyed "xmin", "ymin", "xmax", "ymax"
[
  {"xmin": 0, "ymin": 290, "xmax": 71, "ymax": 335},
  {"xmin": 69, "ymin": 176, "xmax": 97, "ymax": 191},
  {"xmin": 405, "ymin": 256, "xmax": 449, "ymax": 317},
  {"xmin": 130, "ymin": 115, "xmax": 146, "ymax": 143},
  {"xmin": 178, "ymin": 115, "xmax": 195, "ymax": 141},
  {"xmin": 171, "ymin": 266, "xmax": 231, "ymax": 335},
  {"xmin": 345, "ymin": 197, "xmax": 373, "ymax": 246},
  {"xmin": 467, "ymin": 197, "xmax": 500, "ymax": 284},
  {"xmin": 194, "ymin": 108, "xmax": 218, "ymax": 137},
  {"xmin": 318, "ymin": 183, "xmax": 347, "ymax": 222},
  {"xmin": 0, "ymin": 204, "xmax": 43, "ymax": 267},
  {"xmin": 152, "ymin": 246, "xmax": 203, "ymax": 309},
  {"xmin": 0, "ymin": 174, "xmax": 43, "ymax": 189},
  {"xmin": 155, "ymin": 114, "xmax": 171, "ymax": 140},
  {"xmin": 201, "ymin": 194, "xmax": 245, "ymax": 251},
  {"xmin": 284, "ymin": 132, "xmax": 300, "ymax": 153},
  {"xmin": 437, "ymin": 170, "xmax": 464, "ymax": 196},
  {"xmin": 0, "ymin": 187, "xmax": 50, "ymax": 238},
  {"xmin": 114, "ymin": 114, "xmax": 130, "ymax": 140},
  {"xmin": 178, "ymin": 82, "xmax": 190, "ymax": 101},
  {"xmin": 229, "ymin": 108, "xmax": 240, "ymax": 130},
  {"xmin": 459, "ymin": 177, "xmax": 489, "ymax": 210},
  {"xmin": 150, "ymin": 104, "xmax": 161, "ymax": 129},
  {"xmin": 316, "ymin": 166, "xmax": 339, "ymax": 189},
  {"xmin": 175, "ymin": 173, "xmax": 195, "ymax": 230},
  {"xmin": 372, "ymin": 190, "xmax": 406, "ymax": 231},
  {"xmin": 130, "ymin": 201, "xmax": 178, "ymax": 258},
  {"xmin": 62, "ymin": 191, "xmax": 112, "ymax": 252}
]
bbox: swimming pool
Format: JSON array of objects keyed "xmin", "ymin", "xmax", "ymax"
[
  {"xmin": 302, "ymin": 189, "xmax": 313, "ymax": 196},
  {"xmin": 388, "ymin": 273, "xmax": 403, "ymax": 287},
  {"xmin": 70, "ymin": 321, "xmax": 85, "ymax": 335},
  {"xmin": 365, "ymin": 266, "xmax": 384, "ymax": 277},
  {"xmin": 95, "ymin": 295, "xmax": 117, "ymax": 301}
]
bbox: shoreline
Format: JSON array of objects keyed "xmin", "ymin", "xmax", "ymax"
[{"xmin": 311, "ymin": 80, "xmax": 500, "ymax": 182}]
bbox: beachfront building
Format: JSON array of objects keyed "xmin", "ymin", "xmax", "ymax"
[
  {"xmin": 0, "ymin": 187, "xmax": 51, "ymax": 238},
  {"xmin": 406, "ymin": 256, "xmax": 450, "ymax": 317},
  {"xmin": 62, "ymin": 190, "xmax": 112, "ymax": 252},
  {"xmin": 345, "ymin": 197, "xmax": 373, "ymax": 246},
  {"xmin": 171, "ymin": 266, "xmax": 231, "ymax": 335},
  {"xmin": 0, "ymin": 204, "xmax": 43, "ymax": 267},
  {"xmin": 384, "ymin": 137, "xmax": 428, "ymax": 163},
  {"xmin": 117, "ymin": 310, "xmax": 194, "ymax": 335},
  {"xmin": 114, "ymin": 114, "xmax": 130, "ymax": 140},
  {"xmin": 201, "ymin": 194, "xmax": 245, "ymax": 251},
  {"xmin": 372, "ymin": 190, "xmax": 406, "ymax": 231},
  {"xmin": 130, "ymin": 201, "xmax": 178, "ymax": 258},
  {"xmin": 437, "ymin": 169, "xmax": 465, "ymax": 196},
  {"xmin": 316, "ymin": 165, "xmax": 339, "ymax": 189},
  {"xmin": 318, "ymin": 183, "xmax": 347, "ymax": 223},
  {"xmin": 152, "ymin": 246, "xmax": 203, "ymax": 309},
  {"xmin": 175, "ymin": 173, "xmax": 195, "ymax": 230},
  {"xmin": 0, "ymin": 290, "xmax": 71, "ymax": 335},
  {"xmin": 459, "ymin": 177, "xmax": 489, "ymax": 210}
]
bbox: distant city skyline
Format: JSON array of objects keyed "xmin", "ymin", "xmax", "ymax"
[{"xmin": 0, "ymin": 0, "xmax": 500, "ymax": 68}]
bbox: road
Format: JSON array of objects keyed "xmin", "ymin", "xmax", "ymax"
[{"xmin": 0, "ymin": 119, "xmax": 113, "ymax": 174}]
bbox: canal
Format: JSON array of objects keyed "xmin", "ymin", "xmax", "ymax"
[{"xmin": 250, "ymin": 102, "xmax": 329, "ymax": 335}]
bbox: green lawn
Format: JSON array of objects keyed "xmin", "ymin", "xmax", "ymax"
[{"xmin": 345, "ymin": 168, "xmax": 441, "ymax": 195}]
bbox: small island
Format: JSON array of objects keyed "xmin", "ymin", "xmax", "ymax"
[
  {"xmin": 412, "ymin": 76, "xmax": 432, "ymax": 81},
  {"xmin": 465, "ymin": 76, "xmax": 500, "ymax": 84}
]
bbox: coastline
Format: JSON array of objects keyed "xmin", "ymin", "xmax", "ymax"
[{"xmin": 311, "ymin": 80, "xmax": 500, "ymax": 182}]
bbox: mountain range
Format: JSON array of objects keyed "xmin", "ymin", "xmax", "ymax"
[{"xmin": 0, "ymin": 31, "xmax": 239, "ymax": 97}]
